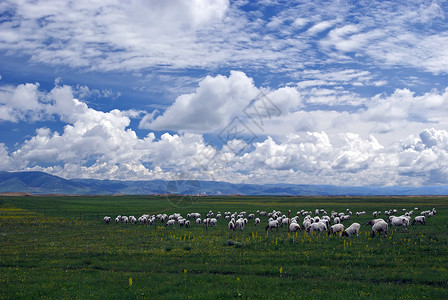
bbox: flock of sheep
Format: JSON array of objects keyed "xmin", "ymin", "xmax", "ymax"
[{"xmin": 103, "ymin": 207, "xmax": 437, "ymax": 237}]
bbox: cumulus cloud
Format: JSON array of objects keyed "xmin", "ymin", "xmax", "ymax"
[
  {"xmin": 142, "ymin": 71, "xmax": 259, "ymax": 132},
  {"xmin": 398, "ymin": 128, "xmax": 448, "ymax": 185},
  {"xmin": 0, "ymin": 83, "xmax": 43, "ymax": 122},
  {"xmin": 0, "ymin": 143, "xmax": 12, "ymax": 170},
  {"xmin": 2, "ymin": 76, "xmax": 448, "ymax": 186}
]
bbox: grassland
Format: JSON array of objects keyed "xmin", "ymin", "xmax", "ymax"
[{"xmin": 1, "ymin": 195, "xmax": 448, "ymax": 299}]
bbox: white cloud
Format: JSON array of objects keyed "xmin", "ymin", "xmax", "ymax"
[
  {"xmin": 0, "ymin": 143, "xmax": 12, "ymax": 170},
  {"xmin": 0, "ymin": 0, "xmax": 230, "ymax": 70},
  {"xmin": 292, "ymin": 17, "xmax": 309, "ymax": 28},
  {"xmin": 142, "ymin": 71, "xmax": 259, "ymax": 132},
  {"xmin": 1, "ymin": 0, "xmax": 447, "ymax": 75},
  {"xmin": 2, "ymin": 75, "xmax": 448, "ymax": 186},
  {"xmin": 306, "ymin": 20, "xmax": 337, "ymax": 35},
  {"xmin": 0, "ymin": 83, "xmax": 43, "ymax": 122},
  {"xmin": 398, "ymin": 128, "xmax": 448, "ymax": 185},
  {"xmin": 298, "ymin": 69, "xmax": 375, "ymax": 87}
]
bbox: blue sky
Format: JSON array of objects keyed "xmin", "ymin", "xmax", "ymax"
[{"xmin": 1, "ymin": 0, "xmax": 448, "ymax": 186}]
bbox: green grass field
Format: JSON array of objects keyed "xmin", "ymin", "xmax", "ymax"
[{"xmin": 1, "ymin": 195, "xmax": 448, "ymax": 299}]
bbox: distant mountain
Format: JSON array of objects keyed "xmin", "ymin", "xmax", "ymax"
[{"xmin": 0, "ymin": 171, "xmax": 448, "ymax": 196}]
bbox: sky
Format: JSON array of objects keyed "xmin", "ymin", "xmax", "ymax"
[{"xmin": 1, "ymin": 0, "xmax": 448, "ymax": 187}]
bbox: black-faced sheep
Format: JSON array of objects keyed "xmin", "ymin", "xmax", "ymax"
[{"xmin": 289, "ymin": 222, "xmax": 301, "ymax": 233}]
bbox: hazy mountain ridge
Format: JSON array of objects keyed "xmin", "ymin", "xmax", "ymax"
[{"xmin": 0, "ymin": 171, "xmax": 448, "ymax": 196}]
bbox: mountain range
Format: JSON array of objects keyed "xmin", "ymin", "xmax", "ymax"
[{"xmin": 0, "ymin": 171, "xmax": 448, "ymax": 196}]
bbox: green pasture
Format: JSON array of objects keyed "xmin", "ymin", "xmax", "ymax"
[{"xmin": 1, "ymin": 195, "xmax": 447, "ymax": 299}]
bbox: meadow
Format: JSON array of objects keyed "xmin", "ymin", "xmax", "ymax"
[{"xmin": 1, "ymin": 195, "xmax": 447, "ymax": 299}]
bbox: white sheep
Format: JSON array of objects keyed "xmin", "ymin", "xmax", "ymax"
[
  {"xmin": 178, "ymin": 218, "xmax": 186, "ymax": 227},
  {"xmin": 289, "ymin": 222, "xmax": 301, "ymax": 233},
  {"xmin": 195, "ymin": 218, "xmax": 202, "ymax": 225},
  {"xmin": 307, "ymin": 221, "xmax": 327, "ymax": 234},
  {"xmin": 370, "ymin": 220, "xmax": 388, "ymax": 237},
  {"xmin": 228, "ymin": 220, "xmax": 235, "ymax": 231},
  {"xmin": 138, "ymin": 216, "xmax": 147, "ymax": 225},
  {"xmin": 302, "ymin": 219, "xmax": 312, "ymax": 231},
  {"xmin": 165, "ymin": 219, "xmax": 176, "ymax": 227},
  {"xmin": 209, "ymin": 218, "xmax": 218, "ymax": 227},
  {"xmin": 265, "ymin": 220, "xmax": 279, "ymax": 232},
  {"xmin": 341, "ymin": 215, "xmax": 350, "ymax": 222},
  {"xmin": 365, "ymin": 219, "xmax": 385, "ymax": 226},
  {"xmin": 388, "ymin": 216, "xmax": 408, "ymax": 231},
  {"xmin": 235, "ymin": 218, "xmax": 245, "ymax": 231},
  {"xmin": 342, "ymin": 223, "xmax": 361, "ymax": 237},
  {"xmin": 103, "ymin": 216, "xmax": 111, "ymax": 224},
  {"xmin": 328, "ymin": 224, "xmax": 344, "ymax": 236},
  {"xmin": 333, "ymin": 217, "xmax": 341, "ymax": 224},
  {"xmin": 115, "ymin": 215, "xmax": 122, "ymax": 224},
  {"xmin": 254, "ymin": 218, "xmax": 260, "ymax": 226},
  {"xmin": 412, "ymin": 215, "xmax": 426, "ymax": 225}
]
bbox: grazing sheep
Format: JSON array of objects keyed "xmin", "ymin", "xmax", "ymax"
[
  {"xmin": 388, "ymin": 216, "xmax": 408, "ymax": 231},
  {"xmin": 235, "ymin": 218, "xmax": 245, "ymax": 231},
  {"xmin": 302, "ymin": 219, "xmax": 312, "ymax": 231},
  {"xmin": 195, "ymin": 218, "xmax": 202, "ymax": 225},
  {"xmin": 320, "ymin": 218, "xmax": 330, "ymax": 228},
  {"xmin": 160, "ymin": 214, "xmax": 168, "ymax": 222},
  {"xmin": 366, "ymin": 219, "xmax": 385, "ymax": 226},
  {"xmin": 328, "ymin": 224, "xmax": 344, "ymax": 236},
  {"xmin": 103, "ymin": 216, "xmax": 111, "ymax": 224},
  {"xmin": 122, "ymin": 216, "xmax": 129, "ymax": 224},
  {"xmin": 265, "ymin": 220, "xmax": 279, "ymax": 232},
  {"xmin": 289, "ymin": 222, "xmax": 301, "ymax": 233},
  {"xmin": 412, "ymin": 215, "xmax": 425, "ymax": 225},
  {"xmin": 138, "ymin": 216, "xmax": 147, "ymax": 225},
  {"xmin": 342, "ymin": 223, "xmax": 361, "ymax": 237},
  {"xmin": 209, "ymin": 218, "xmax": 218, "ymax": 227},
  {"xmin": 370, "ymin": 220, "xmax": 388, "ymax": 237},
  {"xmin": 228, "ymin": 221, "xmax": 235, "ymax": 231},
  {"xmin": 307, "ymin": 221, "xmax": 327, "ymax": 234},
  {"xmin": 165, "ymin": 219, "xmax": 176, "ymax": 227},
  {"xmin": 254, "ymin": 218, "xmax": 260, "ymax": 226},
  {"xmin": 340, "ymin": 215, "xmax": 350, "ymax": 222},
  {"xmin": 185, "ymin": 220, "xmax": 190, "ymax": 228},
  {"xmin": 333, "ymin": 217, "xmax": 341, "ymax": 224},
  {"xmin": 178, "ymin": 218, "xmax": 186, "ymax": 227}
]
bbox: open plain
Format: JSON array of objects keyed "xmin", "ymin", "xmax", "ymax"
[{"xmin": 1, "ymin": 195, "xmax": 447, "ymax": 299}]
